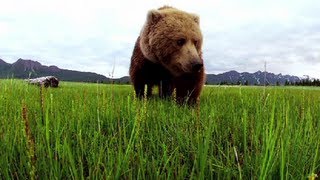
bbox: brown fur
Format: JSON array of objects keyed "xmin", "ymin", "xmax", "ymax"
[{"xmin": 129, "ymin": 6, "xmax": 205, "ymax": 105}]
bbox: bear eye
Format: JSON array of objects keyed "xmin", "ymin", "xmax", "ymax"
[
  {"xmin": 193, "ymin": 40, "xmax": 198, "ymax": 46},
  {"xmin": 177, "ymin": 38, "xmax": 186, "ymax": 46}
]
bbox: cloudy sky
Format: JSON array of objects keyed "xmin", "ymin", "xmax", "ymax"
[{"xmin": 0, "ymin": 0, "xmax": 319, "ymax": 78}]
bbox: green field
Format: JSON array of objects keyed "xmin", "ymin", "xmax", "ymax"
[{"xmin": 0, "ymin": 79, "xmax": 319, "ymax": 179}]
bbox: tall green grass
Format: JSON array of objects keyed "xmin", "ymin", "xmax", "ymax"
[{"xmin": 0, "ymin": 79, "xmax": 319, "ymax": 179}]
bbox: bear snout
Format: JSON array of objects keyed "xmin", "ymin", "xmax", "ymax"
[{"xmin": 191, "ymin": 62, "xmax": 203, "ymax": 72}]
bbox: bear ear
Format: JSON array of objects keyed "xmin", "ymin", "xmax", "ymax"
[
  {"xmin": 191, "ymin": 14, "xmax": 200, "ymax": 24},
  {"xmin": 147, "ymin": 10, "xmax": 163, "ymax": 24}
]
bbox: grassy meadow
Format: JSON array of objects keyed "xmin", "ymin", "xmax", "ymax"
[{"xmin": 0, "ymin": 79, "xmax": 319, "ymax": 179}]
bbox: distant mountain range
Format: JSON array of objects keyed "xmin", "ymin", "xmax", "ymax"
[
  {"xmin": 206, "ymin": 70, "xmax": 301, "ymax": 85},
  {"xmin": 0, "ymin": 58, "xmax": 112, "ymax": 83},
  {"xmin": 0, "ymin": 58, "xmax": 302, "ymax": 85}
]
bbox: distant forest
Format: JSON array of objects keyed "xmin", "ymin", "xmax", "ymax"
[
  {"xmin": 214, "ymin": 78, "xmax": 320, "ymax": 86},
  {"xmin": 287, "ymin": 78, "xmax": 320, "ymax": 86}
]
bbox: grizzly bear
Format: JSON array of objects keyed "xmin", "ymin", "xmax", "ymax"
[{"xmin": 129, "ymin": 6, "xmax": 205, "ymax": 105}]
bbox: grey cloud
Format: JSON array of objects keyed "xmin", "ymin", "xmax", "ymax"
[
  {"xmin": 204, "ymin": 17, "xmax": 320, "ymax": 76},
  {"xmin": 1, "ymin": 0, "xmax": 320, "ymax": 78}
]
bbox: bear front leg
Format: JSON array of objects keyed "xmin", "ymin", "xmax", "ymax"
[
  {"xmin": 147, "ymin": 84, "xmax": 153, "ymax": 97},
  {"xmin": 133, "ymin": 82, "xmax": 145, "ymax": 98},
  {"xmin": 175, "ymin": 87, "xmax": 202, "ymax": 105},
  {"xmin": 159, "ymin": 80, "xmax": 173, "ymax": 98},
  {"xmin": 176, "ymin": 88, "xmax": 195, "ymax": 105},
  {"xmin": 175, "ymin": 73, "xmax": 204, "ymax": 105}
]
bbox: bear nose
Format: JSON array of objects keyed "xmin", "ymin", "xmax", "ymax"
[{"xmin": 192, "ymin": 62, "xmax": 203, "ymax": 72}]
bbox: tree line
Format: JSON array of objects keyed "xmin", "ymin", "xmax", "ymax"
[
  {"xmin": 284, "ymin": 78, "xmax": 320, "ymax": 86},
  {"xmin": 212, "ymin": 79, "xmax": 320, "ymax": 86}
]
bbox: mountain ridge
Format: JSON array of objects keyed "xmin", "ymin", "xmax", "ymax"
[
  {"xmin": 206, "ymin": 70, "xmax": 300, "ymax": 85},
  {"xmin": 0, "ymin": 58, "xmax": 303, "ymax": 85},
  {"xmin": 0, "ymin": 58, "xmax": 111, "ymax": 83}
]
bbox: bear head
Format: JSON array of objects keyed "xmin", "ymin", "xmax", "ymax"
[{"xmin": 140, "ymin": 6, "xmax": 203, "ymax": 77}]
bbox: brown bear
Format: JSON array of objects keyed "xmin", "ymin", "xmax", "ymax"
[{"xmin": 129, "ymin": 6, "xmax": 205, "ymax": 105}]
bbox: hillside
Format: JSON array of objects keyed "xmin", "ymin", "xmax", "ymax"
[
  {"xmin": 0, "ymin": 58, "xmax": 302, "ymax": 85},
  {"xmin": 206, "ymin": 70, "xmax": 301, "ymax": 85},
  {"xmin": 0, "ymin": 59, "xmax": 111, "ymax": 83}
]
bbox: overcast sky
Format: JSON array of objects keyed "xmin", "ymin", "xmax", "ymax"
[{"xmin": 0, "ymin": 0, "xmax": 319, "ymax": 78}]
